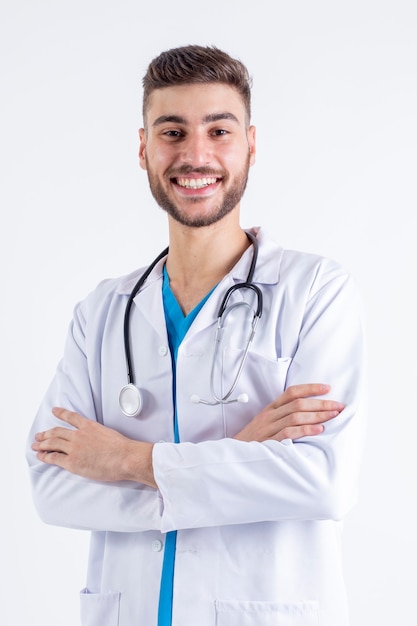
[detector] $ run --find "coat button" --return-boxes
[158,345,168,356]
[152,540,163,552]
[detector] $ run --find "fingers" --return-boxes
[273,422,325,442]
[261,406,339,440]
[235,383,346,443]
[270,384,345,416]
[270,398,344,435]
[289,407,340,425]
[34,450,68,466]
[271,383,331,409]
[51,407,86,428]
[32,427,72,455]
[32,407,85,456]
[267,383,345,441]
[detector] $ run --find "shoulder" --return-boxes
[255,226,352,288]
[73,265,156,324]
[281,248,352,294]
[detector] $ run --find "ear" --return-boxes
[248,125,256,166]
[138,128,147,170]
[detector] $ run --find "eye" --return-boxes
[162,129,184,139]
[211,128,229,136]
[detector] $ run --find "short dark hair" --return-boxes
[142,45,252,124]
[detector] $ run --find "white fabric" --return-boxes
[26,227,366,626]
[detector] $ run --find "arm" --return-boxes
[28,259,365,533]
[29,287,337,531]
[31,383,343,486]
[150,264,366,532]
[26,291,164,533]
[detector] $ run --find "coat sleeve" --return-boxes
[152,260,367,532]
[26,289,164,533]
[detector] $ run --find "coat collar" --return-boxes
[115,226,283,298]
[114,228,283,341]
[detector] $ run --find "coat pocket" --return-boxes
[80,588,121,626]
[215,600,319,626]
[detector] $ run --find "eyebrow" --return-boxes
[152,112,240,127]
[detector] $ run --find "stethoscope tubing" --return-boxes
[120,231,262,415]
[123,246,168,386]
[208,307,261,404]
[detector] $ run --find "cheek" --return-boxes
[144,145,173,173]
[222,144,251,173]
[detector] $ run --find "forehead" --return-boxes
[145,83,247,127]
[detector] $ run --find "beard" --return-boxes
[144,152,251,228]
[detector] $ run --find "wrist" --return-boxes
[123,441,156,488]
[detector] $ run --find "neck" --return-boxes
[165,217,251,314]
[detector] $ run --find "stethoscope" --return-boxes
[119,231,263,417]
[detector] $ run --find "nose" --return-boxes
[180,132,212,166]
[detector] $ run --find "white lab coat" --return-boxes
[27,227,366,626]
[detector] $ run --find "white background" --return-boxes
[1,1,416,624]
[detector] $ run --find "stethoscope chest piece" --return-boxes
[119,383,143,417]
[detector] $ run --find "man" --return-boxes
[27,45,365,626]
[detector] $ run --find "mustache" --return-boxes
[167,165,225,178]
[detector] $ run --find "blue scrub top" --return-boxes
[158,265,215,626]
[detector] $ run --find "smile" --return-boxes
[174,177,219,189]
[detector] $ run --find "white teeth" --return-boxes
[176,177,217,189]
